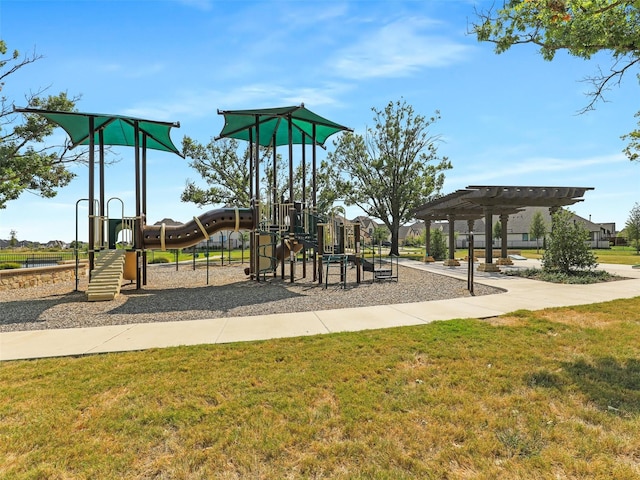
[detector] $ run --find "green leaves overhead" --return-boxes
[471,1,640,161]
[322,99,452,255]
[181,137,253,208]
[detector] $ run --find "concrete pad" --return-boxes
[215,311,328,344]
[86,317,228,354]
[0,325,132,361]
[315,305,427,333]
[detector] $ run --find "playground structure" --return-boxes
[17,105,400,300]
[81,204,255,300]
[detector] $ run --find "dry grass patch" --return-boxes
[540,309,623,329]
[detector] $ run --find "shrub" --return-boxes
[430,229,448,261]
[542,209,597,274]
[148,257,170,264]
[503,267,616,284]
[0,262,22,270]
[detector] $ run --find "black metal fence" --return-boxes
[0,252,84,268]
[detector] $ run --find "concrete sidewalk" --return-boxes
[2,260,639,361]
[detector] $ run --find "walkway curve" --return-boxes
[1,259,639,361]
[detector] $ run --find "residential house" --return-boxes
[398,221,426,245]
[435,207,612,249]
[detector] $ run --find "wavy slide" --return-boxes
[142,207,254,250]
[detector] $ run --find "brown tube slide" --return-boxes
[142,207,254,250]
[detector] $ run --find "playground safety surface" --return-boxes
[0,261,500,333]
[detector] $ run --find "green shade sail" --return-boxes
[16,108,183,156]
[216,104,351,147]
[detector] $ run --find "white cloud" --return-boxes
[330,17,471,79]
[125,82,353,122]
[176,0,213,11]
[448,153,628,186]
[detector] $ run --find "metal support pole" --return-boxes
[290,206,297,283]
[288,114,293,206]
[206,238,210,285]
[99,129,105,250]
[272,134,277,225]
[317,224,324,285]
[88,116,95,277]
[142,135,148,286]
[354,223,361,284]
[467,231,474,294]
[134,121,142,289]
[249,130,254,201]
[75,198,89,291]
[312,124,317,209]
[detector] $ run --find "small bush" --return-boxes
[542,209,598,274]
[430,229,448,261]
[148,257,170,264]
[503,267,618,284]
[0,262,23,270]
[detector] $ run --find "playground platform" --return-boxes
[2,259,639,361]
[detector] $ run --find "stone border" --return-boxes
[0,262,88,291]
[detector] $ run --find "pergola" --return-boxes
[413,186,593,271]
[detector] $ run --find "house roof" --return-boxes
[153,218,183,226]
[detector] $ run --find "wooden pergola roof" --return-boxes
[414,186,594,221]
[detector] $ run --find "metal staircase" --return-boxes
[87,249,126,301]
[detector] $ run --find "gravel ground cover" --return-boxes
[0,262,503,333]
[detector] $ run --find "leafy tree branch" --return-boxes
[0,40,98,208]
[471,0,640,160]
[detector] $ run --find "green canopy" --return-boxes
[16,108,183,156]
[216,104,351,147]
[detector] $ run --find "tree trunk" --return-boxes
[391,220,400,256]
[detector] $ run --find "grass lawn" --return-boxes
[2,298,640,478]
[519,247,640,266]
[449,246,640,266]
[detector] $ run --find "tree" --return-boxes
[529,210,547,253]
[9,229,17,250]
[291,162,336,216]
[372,226,390,247]
[238,230,249,249]
[322,99,452,256]
[181,137,254,208]
[472,1,640,161]
[542,208,598,274]
[1,41,88,208]
[625,202,640,253]
[182,137,331,213]
[492,220,502,246]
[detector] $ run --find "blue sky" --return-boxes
[1,0,638,243]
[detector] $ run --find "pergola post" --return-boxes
[498,213,513,265]
[478,207,500,272]
[443,214,460,266]
[424,220,433,262]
